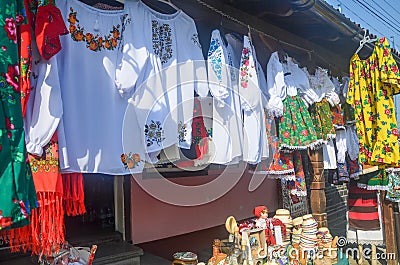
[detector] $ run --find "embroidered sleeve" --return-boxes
[266,52,285,117]
[377,37,400,94]
[24,54,63,156]
[190,30,209,98]
[207,29,229,105]
[239,36,261,112]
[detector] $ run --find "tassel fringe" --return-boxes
[63,173,86,216]
[0,192,65,259]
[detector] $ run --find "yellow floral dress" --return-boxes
[347,37,400,167]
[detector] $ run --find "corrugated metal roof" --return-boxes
[219,0,400,71]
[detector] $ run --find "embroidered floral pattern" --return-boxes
[207,36,222,82]
[152,20,173,64]
[191,33,201,49]
[347,37,400,166]
[68,7,123,52]
[227,51,237,82]
[192,121,203,145]
[240,47,251,88]
[178,121,187,143]
[121,153,143,169]
[29,137,59,174]
[206,127,212,138]
[144,120,165,147]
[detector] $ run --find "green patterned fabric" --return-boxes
[386,170,400,202]
[309,98,336,140]
[0,0,37,230]
[357,169,388,191]
[278,95,322,150]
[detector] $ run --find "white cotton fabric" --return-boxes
[331,76,341,96]
[119,0,209,162]
[240,36,268,164]
[307,67,336,103]
[207,29,243,164]
[25,0,136,174]
[323,139,337,169]
[336,129,347,164]
[266,53,318,115]
[24,46,63,157]
[341,76,350,98]
[206,31,268,164]
[283,57,318,107]
[266,52,286,117]
[325,91,341,106]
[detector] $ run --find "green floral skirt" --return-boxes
[0,0,37,231]
[278,95,322,151]
[309,99,336,140]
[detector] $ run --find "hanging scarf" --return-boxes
[18,133,65,258]
[6,133,86,258]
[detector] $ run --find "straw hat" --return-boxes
[293,217,303,226]
[302,218,317,227]
[318,227,329,234]
[225,216,238,234]
[302,214,313,220]
[275,209,291,216]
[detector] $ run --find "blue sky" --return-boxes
[324,0,400,51]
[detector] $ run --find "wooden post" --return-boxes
[308,148,328,227]
[382,192,397,265]
[357,244,363,265]
[371,244,377,265]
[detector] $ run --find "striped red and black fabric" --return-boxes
[348,185,380,230]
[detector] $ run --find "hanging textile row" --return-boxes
[2,0,400,261]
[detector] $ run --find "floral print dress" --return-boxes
[278,95,321,150]
[347,38,400,167]
[0,0,37,231]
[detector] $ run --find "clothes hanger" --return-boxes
[156,0,180,11]
[247,25,252,44]
[355,29,378,55]
[79,0,123,7]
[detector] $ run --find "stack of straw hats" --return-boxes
[291,217,303,245]
[317,227,333,249]
[299,214,318,250]
[273,209,292,246]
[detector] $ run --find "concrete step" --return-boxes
[0,241,144,265]
[93,241,143,265]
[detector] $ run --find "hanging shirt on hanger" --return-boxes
[347,37,400,167]
[283,57,319,108]
[240,35,268,164]
[207,29,243,164]
[25,0,138,174]
[266,52,286,118]
[118,0,208,163]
